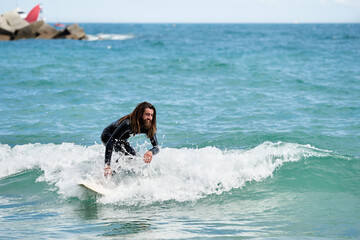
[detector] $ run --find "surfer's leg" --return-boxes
[112,141,136,176]
[114,141,136,156]
[122,141,136,156]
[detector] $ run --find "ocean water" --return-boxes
[0,23,359,239]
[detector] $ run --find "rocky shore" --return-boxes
[0,10,87,41]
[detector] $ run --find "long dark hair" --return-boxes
[117,102,157,138]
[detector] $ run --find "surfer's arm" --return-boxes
[143,134,159,164]
[149,134,160,155]
[104,120,130,166]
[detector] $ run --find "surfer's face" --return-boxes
[142,108,154,129]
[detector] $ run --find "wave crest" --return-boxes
[86,34,135,41]
[0,142,330,205]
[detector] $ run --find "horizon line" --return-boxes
[48,21,360,25]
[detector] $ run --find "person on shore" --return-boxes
[101,102,159,177]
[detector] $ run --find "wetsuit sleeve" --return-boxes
[149,134,160,155]
[104,120,131,166]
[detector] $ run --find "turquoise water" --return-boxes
[1,24,360,239]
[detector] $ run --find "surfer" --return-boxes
[101,102,160,177]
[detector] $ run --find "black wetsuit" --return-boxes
[101,118,159,166]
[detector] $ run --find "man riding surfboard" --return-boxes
[101,102,160,177]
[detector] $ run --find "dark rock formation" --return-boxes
[0,10,87,41]
[0,34,11,41]
[53,24,87,40]
[14,20,44,40]
[36,23,58,39]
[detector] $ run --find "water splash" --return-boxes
[86,33,135,41]
[0,142,331,205]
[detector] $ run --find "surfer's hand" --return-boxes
[143,151,153,164]
[104,165,112,178]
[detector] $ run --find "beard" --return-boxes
[141,119,152,129]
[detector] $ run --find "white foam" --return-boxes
[86,34,135,41]
[0,141,330,205]
[0,143,104,198]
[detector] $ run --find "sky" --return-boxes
[1,0,360,23]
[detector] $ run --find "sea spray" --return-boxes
[86,34,135,41]
[0,141,331,205]
[0,143,103,198]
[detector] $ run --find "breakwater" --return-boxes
[0,10,86,41]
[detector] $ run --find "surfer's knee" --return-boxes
[113,141,136,156]
[123,142,136,156]
[101,131,111,146]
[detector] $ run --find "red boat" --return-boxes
[55,23,65,28]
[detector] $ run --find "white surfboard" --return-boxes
[78,180,111,196]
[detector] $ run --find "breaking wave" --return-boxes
[0,142,335,206]
[86,33,135,41]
